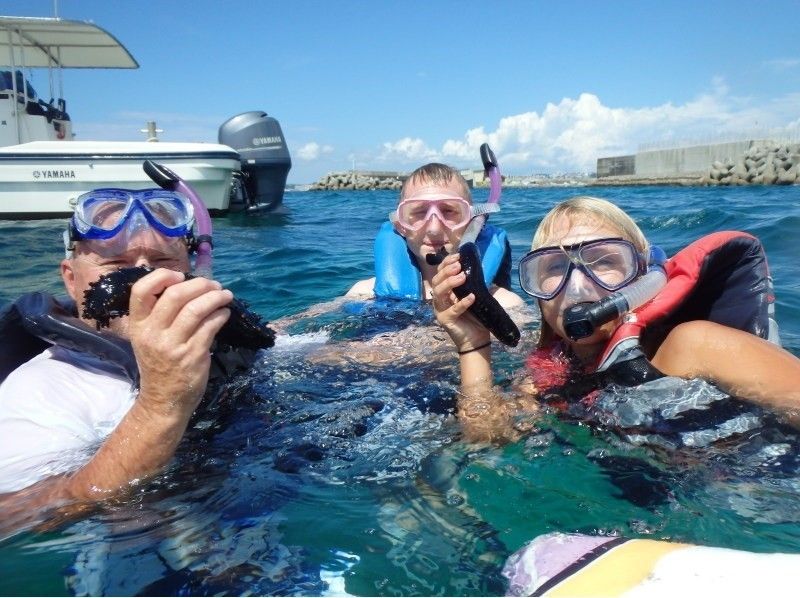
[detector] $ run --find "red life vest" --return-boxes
[527,231,779,393]
[596,230,778,379]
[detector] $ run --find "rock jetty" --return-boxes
[700,141,800,186]
[311,171,404,191]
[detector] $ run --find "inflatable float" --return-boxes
[503,532,800,596]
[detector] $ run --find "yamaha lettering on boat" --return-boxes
[35,169,77,179]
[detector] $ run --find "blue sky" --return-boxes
[4,0,800,183]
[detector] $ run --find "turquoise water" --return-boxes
[1,185,799,595]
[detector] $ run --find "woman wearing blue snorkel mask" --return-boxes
[432,196,800,442]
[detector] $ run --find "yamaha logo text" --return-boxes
[33,169,77,179]
[252,136,282,146]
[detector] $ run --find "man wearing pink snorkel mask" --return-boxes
[347,162,523,310]
[0,187,234,525]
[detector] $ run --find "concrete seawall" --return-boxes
[597,155,634,177]
[598,139,800,185]
[635,141,752,177]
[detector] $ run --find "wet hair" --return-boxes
[532,196,648,252]
[400,163,472,202]
[532,196,649,348]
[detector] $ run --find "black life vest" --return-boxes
[0,292,137,384]
[0,292,257,388]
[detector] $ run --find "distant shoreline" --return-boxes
[302,170,800,191]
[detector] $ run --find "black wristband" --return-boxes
[458,341,492,355]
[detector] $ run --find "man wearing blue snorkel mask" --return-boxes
[0,188,233,515]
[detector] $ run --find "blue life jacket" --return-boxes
[372,221,512,300]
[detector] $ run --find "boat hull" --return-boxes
[0,141,240,219]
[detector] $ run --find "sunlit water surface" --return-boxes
[1,185,799,595]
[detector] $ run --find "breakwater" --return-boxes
[700,141,800,185]
[311,171,404,190]
[598,139,800,186]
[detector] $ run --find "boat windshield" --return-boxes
[0,70,37,99]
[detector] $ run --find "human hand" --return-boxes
[431,252,490,351]
[127,268,233,418]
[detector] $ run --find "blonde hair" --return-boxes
[533,196,649,347]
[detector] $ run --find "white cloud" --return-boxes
[296,141,334,161]
[763,58,800,71]
[378,137,439,161]
[375,81,800,173]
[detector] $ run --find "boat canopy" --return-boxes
[0,16,138,69]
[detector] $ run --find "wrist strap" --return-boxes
[458,341,491,355]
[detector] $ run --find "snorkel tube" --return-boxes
[563,245,668,340]
[449,144,521,346]
[143,160,214,278]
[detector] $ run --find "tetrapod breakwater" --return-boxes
[311,171,404,191]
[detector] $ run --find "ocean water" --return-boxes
[0,185,799,595]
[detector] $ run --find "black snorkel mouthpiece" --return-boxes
[563,296,628,341]
[562,246,669,341]
[425,246,448,266]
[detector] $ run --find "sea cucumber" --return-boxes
[82,266,275,351]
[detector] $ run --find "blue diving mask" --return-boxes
[69,188,195,242]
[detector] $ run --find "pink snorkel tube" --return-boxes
[143,160,214,278]
[484,145,502,205]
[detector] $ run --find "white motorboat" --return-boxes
[0,140,241,217]
[0,16,291,219]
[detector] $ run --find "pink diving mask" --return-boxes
[392,194,472,231]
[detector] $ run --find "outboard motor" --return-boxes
[218,111,292,213]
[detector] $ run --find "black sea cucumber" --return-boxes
[82,266,275,351]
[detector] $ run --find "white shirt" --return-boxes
[0,346,136,493]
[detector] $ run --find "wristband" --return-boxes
[457,341,491,355]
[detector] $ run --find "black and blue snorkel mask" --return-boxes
[68,187,194,239]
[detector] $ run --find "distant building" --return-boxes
[597,155,635,177]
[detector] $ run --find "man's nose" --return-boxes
[133,255,154,268]
[425,212,445,233]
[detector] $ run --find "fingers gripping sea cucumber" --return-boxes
[82,266,275,351]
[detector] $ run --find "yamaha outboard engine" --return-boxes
[218,111,292,213]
